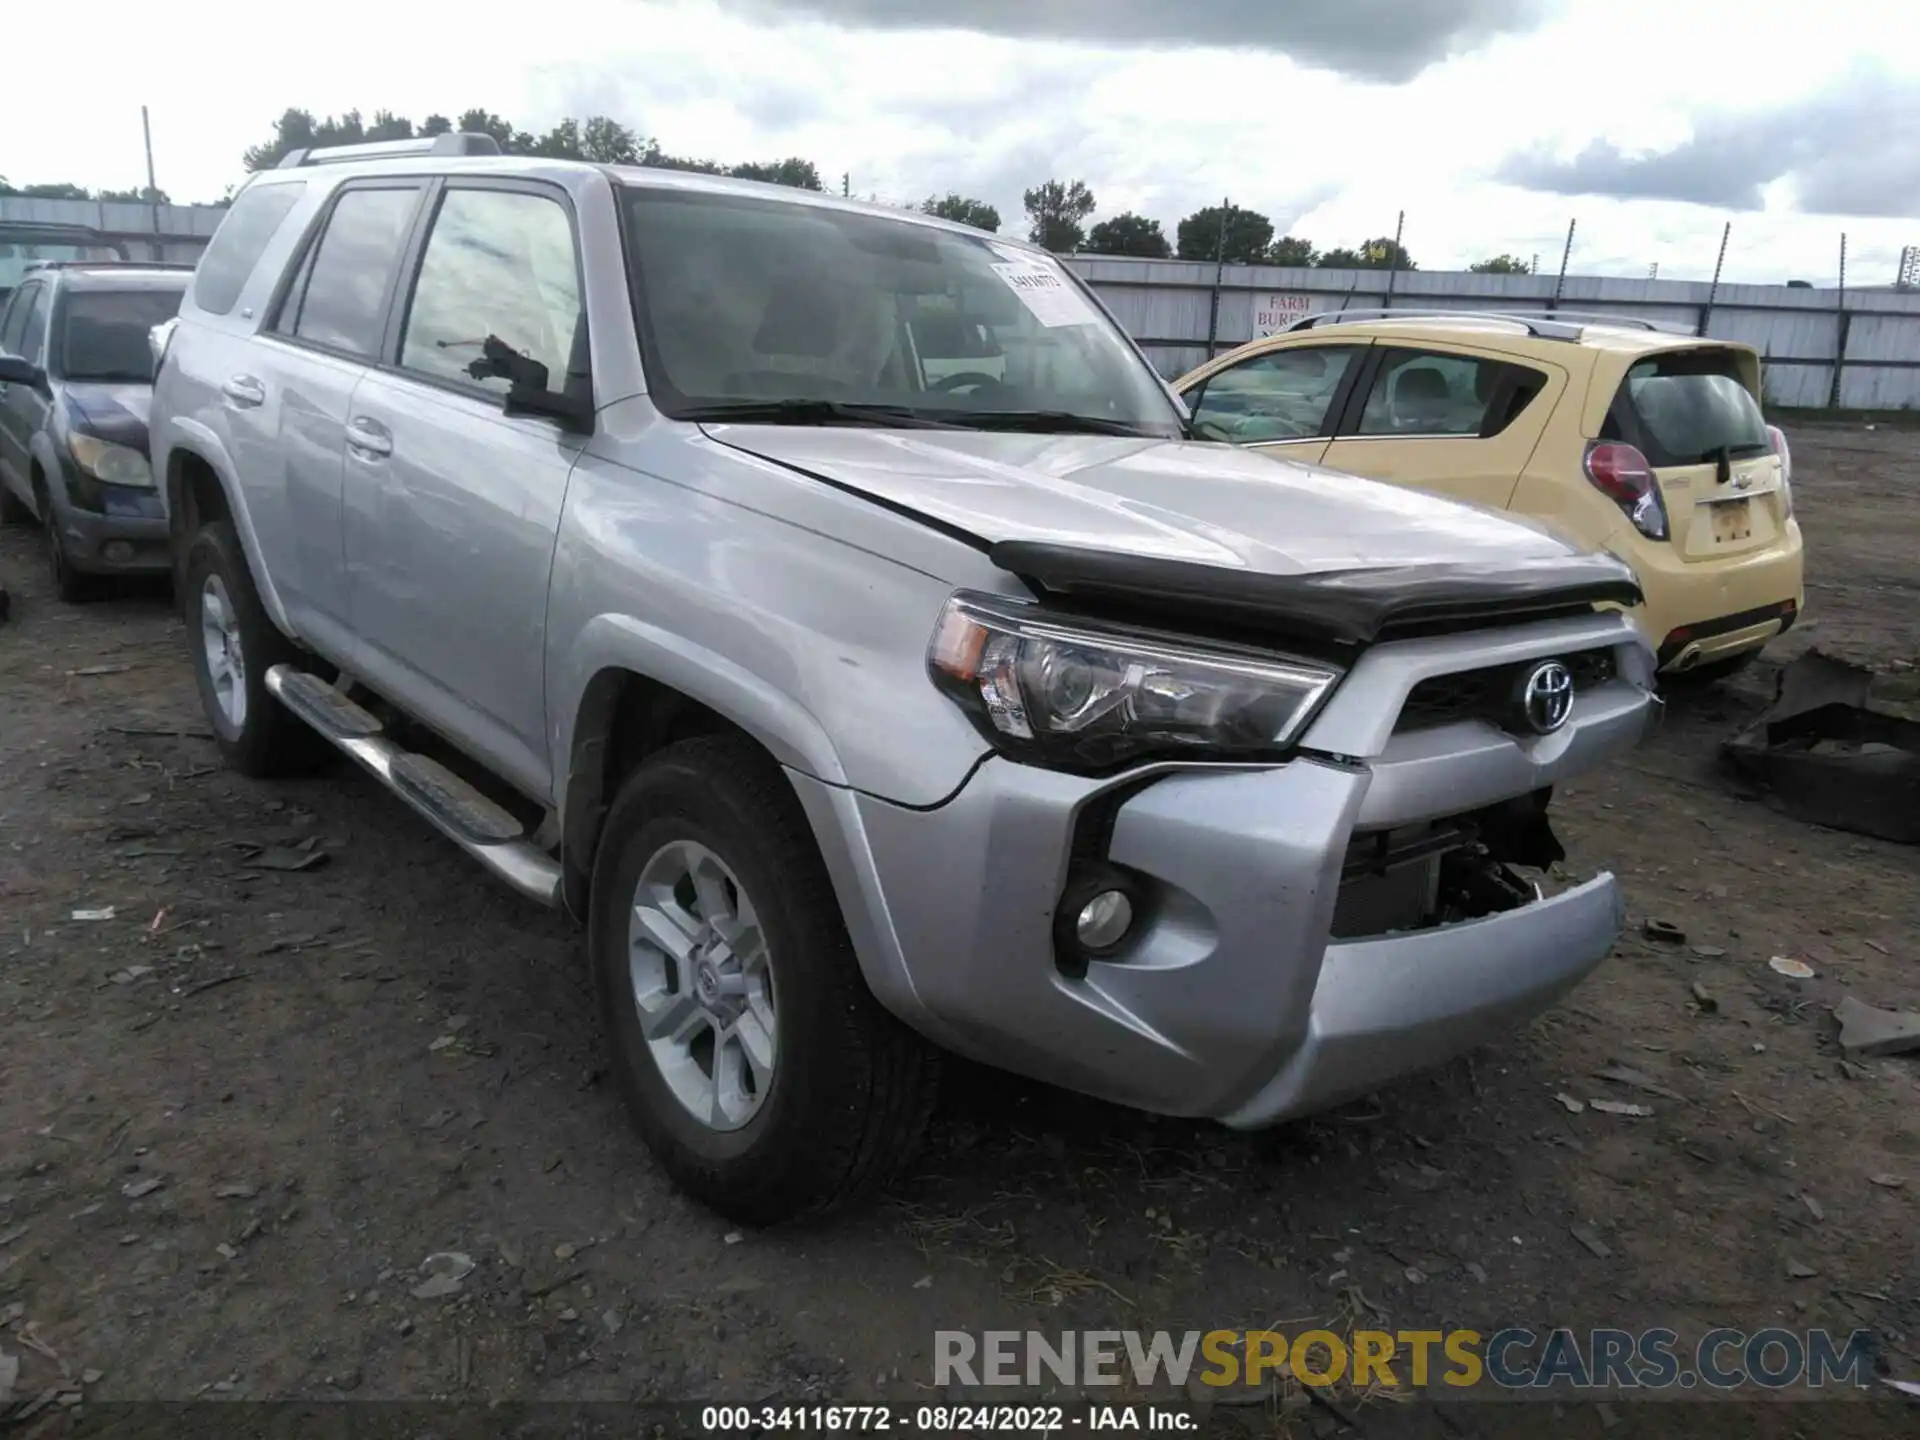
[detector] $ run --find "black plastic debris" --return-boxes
[1721,651,1920,844]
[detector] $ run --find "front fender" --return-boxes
[556,612,849,793]
[156,417,294,635]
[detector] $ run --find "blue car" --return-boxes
[0,261,191,600]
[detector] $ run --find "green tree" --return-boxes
[921,193,1001,232]
[1318,238,1416,270]
[366,110,414,142]
[420,114,453,137]
[457,109,516,149]
[96,186,172,204]
[581,116,643,165]
[728,158,824,190]
[15,182,93,200]
[1024,179,1095,253]
[1085,212,1171,258]
[1469,253,1531,274]
[1176,203,1273,265]
[1266,235,1317,266]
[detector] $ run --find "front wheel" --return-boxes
[589,735,939,1224]
[182,519,330,777]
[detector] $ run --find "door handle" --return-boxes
[345,418,392,458]
[222,375,266,407]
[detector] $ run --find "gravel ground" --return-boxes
[1,424,1916,1437]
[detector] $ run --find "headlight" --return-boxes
[928,592,1340,769]
[69,434,154,488]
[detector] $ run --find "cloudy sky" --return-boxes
[5,0,1917,284]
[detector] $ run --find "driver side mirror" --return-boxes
[0,354,47,392]
[467,334,594,436]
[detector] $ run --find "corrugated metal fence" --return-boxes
[1065,257,1920,410]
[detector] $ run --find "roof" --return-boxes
[246,148,1040,255]
[49,265,193,291]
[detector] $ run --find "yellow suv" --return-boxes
[1176,311,1804,675]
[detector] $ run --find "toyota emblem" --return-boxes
[1517,660,1575,735]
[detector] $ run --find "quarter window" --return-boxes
[192,182,304,317]
[284,187,422,359]
[1355,349,1543,438]
[1188,346,1361,443]
[0,282,36,353]
[398,188,584,397]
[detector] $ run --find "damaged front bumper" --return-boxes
[793,611,1654,1125]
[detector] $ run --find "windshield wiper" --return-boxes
[941,410,1162,438]
[680,399,960,429]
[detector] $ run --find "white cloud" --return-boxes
[2,0,1915,284]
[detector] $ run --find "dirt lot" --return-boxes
[1,424,1916,1437]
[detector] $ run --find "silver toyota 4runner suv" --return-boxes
[150,133,1655,1224]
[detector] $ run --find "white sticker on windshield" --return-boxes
[991,260,1099,328]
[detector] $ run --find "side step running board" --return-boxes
[266,665,563,907]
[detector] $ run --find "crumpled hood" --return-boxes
[63,382,153,450]
[704,425,1582,575]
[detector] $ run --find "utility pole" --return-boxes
[841,171,849,197]
[1206,196,1230,357]
[1829,232,1850,409]
[141,105,162,261]
[1700,220,1731,335]
[1381,209,1406,307]
[1550,218,1576,314]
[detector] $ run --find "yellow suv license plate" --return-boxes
[1710,498,1753,543]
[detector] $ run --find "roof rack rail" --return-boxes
[1280,307,1694,340]
[21,259,198,273]
[277,131,502,169]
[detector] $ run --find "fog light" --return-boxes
[1074,890,1134,951]
[102,541,134,563]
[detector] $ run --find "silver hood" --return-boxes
[703,426,1582,575]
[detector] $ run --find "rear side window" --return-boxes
[0,282,36,352]
[1355,348,1546,438]
[282,187,422,359]
[192,182,304,316]
[1610,349,1767,466]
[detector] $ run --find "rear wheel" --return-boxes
[182,519,330,777]
[589,734,939,1224]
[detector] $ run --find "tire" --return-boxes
[182,519,331,777]
[589,734,939,1224]
[35,479,97,604]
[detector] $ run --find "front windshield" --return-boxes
[619,185,1183,436]
[59,287,186,382]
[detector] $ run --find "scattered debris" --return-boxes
[1554,1093,1585,1113]
[428,1035,458,1053]
[1835,996,1920,1057]
[69,664,135,677]
[216,1243,238,1261]
[243,845,328,873]
[1587,1099,1653,1117]
[178,972,250,999]
[1786,1260,1819,1279]
[0,1225,29,1249]
[1466,1262,1488,1284]
[1593,1064,1686,1102]
[1803,1194,1825,1222]
[1690,944,1728,959]
[1721,649,1920,845]
[1869,1173,1906,1190]
[1691,981,1718,1012]
[214,1184,258,1200]
[0,1349,16,1407]
[1732,1090,1796,1126]
[1864,938,1891,956]
[1642,918,1686,944]
[912,1275,933,1290]
[724,1231,743,1245]
[107,965,154,986]
[1569,1225,1612,1259]
[553,1243,577,1261]
[1769,956,1816,980]
[121,1178,164,1200]
[411,1251,475,1300]
[71,908,116,922]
